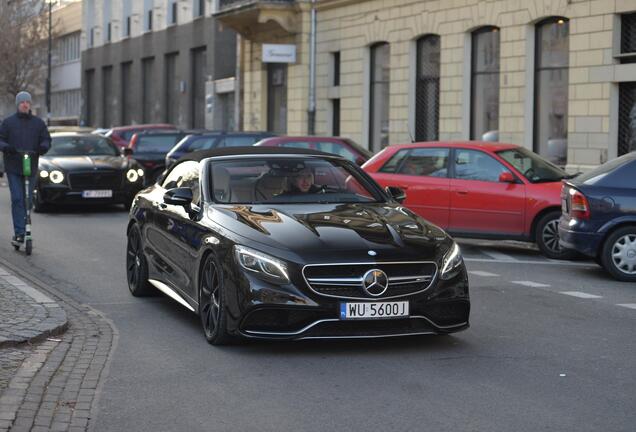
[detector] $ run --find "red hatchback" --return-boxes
[363,141,574,259]
[255,136,372,165]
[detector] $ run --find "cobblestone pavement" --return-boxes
[0,258,117,432]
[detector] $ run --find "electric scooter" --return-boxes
[11,152,34,256]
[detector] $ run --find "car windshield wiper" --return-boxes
[562,172,582,179]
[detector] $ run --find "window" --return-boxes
[144,0,154,31]
[471,27,500,140]
[122,0,132,37]
[618,82,636,156]
[379,150,409,173]
[162,161,201,205]
[103,0,112,43]
[194,0,205,17]
[333,51,340,86]
[379,148,448,177]
[370,42,390,152]
[267,63,288,134]
[168,0,178,25]
[620,12,636,64]
[332,99,341,136]
[55,32,80,64]
[534,18,569,166]
[454,149,509,182]
[415,35,440,141]
[313,142,358,162]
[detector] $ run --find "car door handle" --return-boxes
[152,201,167,209]
[456,190,468,195]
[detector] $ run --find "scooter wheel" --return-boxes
[25,239,32,256]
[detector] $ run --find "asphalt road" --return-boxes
[0,184,634,432]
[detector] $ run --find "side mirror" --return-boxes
[122,148,133,156]
[385,186,406,203]
[498,172,515,183]
[164,187,193,207]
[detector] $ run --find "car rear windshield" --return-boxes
[49,136,119,156]
[574,154,636,186]
[136,135,182,153]
[209,157,382,204]
[496,147,568,183]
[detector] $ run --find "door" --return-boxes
[449,148,525,235]
[373,147,451,228]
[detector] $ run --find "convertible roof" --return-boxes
[179,146,338,162]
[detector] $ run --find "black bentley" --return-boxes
[126,147,470,344]
[35,132,146,211]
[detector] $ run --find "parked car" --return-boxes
[559,152,636,282]
[128,130,189,184]
[254,136,373,165]
[105,123,176,149]
[34,133,145,211]
[165,131,276,168]
[363,141,576,259]
[126,147,470,344]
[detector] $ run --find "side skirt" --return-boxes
[148,279,196,313]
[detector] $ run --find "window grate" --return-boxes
[618,82,636,156]
[621,13,636,54]
[415,35,440,141]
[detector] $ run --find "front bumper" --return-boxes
[37,184,141,205]
[228,267,470,340]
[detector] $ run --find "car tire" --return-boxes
[600,226,636,282]
[126,224,155,296]
[535,211,573,260]
[198,253,234,345]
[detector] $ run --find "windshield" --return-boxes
[136,135,182,153]
[496,147,568,183]
[49,136,119,156]
[209,157,382,204]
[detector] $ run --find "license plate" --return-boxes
[82,190,113,198]
[340,301,409,320]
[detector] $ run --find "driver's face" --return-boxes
[294,171,314,192]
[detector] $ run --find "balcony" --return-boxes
[215,0,300,40]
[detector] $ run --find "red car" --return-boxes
[363,141,574,259]
[254,136,373,165]
[105,123,176,149]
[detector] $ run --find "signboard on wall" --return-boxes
[262,44,297,63]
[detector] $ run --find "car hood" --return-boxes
[208,203,450,261]
[40,155,128,171]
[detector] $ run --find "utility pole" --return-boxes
[46,0,53,126]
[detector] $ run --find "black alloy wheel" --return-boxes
[536,211,572,260]
[601,226,636,282]
[126,225,154,296]
[199,254,232,345]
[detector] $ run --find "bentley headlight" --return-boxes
[440,242,463,280]
[234,245,289,284]
[39,170,49,179]
[137,169,144,177]
[126,168,139,182]
[49,170,64,184]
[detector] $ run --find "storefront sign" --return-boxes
[262,44,296,63]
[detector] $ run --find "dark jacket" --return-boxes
[0,111,51,175]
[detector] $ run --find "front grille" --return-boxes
[69,171,122,190]
[303,262,437,300]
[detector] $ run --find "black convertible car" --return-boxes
[35,133,145,211]
[126,147,470,344]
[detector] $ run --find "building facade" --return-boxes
[217,0,636,171]
[81,0,237,130]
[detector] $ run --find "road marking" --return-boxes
[511,280,551,288]
[481,250,517,261]
[464,257,595,267]
[559,291,603,299]
[469,270,500,277]
[616,303,636,310]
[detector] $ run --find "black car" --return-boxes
[164,131,276,168]
[559,151,636,281]
[35,133,145,211]
[129,130,189,184]
[126,147,470,344]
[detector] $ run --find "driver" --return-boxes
[286,167,321,194]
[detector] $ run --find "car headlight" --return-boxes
[39,170,49,179]
[49,170,64,184]
[126,168,139,182]
[137,169,144,177]
[234,245,290,284]
[440,242,463,280]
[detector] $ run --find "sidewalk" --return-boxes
[0,266,68,348]
[0,259,116,431]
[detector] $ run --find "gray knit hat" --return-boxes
[15,91,32,107]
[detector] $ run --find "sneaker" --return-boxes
[11,235,24,244]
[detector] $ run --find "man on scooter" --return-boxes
[0,91,50,245]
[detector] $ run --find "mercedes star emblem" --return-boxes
[362,269,389,296]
